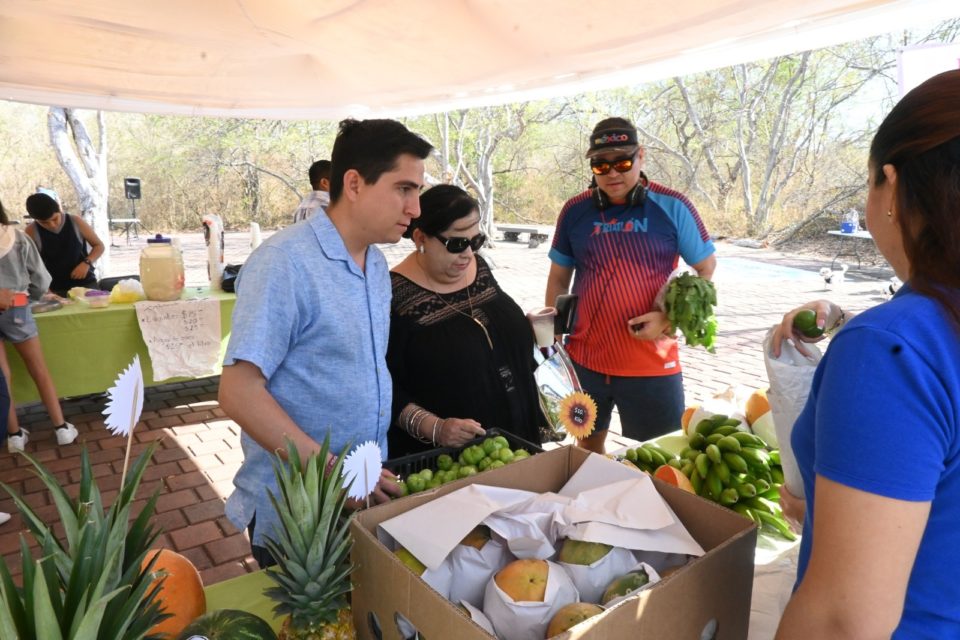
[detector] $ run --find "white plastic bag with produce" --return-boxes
[762,326,823,499]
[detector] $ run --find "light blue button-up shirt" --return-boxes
[223,210,392,546]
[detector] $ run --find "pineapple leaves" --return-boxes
[264,435,355,629]
[0,443,167,640]
[31,564,65,640]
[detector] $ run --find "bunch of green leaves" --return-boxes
[0,445,169,640]
[664,272,718,353]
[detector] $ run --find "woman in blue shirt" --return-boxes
[772,69,960,639]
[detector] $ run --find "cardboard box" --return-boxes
[351,446,757,640]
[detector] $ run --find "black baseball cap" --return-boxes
[586,118,639,158]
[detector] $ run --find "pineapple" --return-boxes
[0,445,168,639]
[264,437,356,640]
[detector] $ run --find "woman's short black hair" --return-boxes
[404,184,479,239]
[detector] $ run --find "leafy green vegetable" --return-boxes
[663,273,718,353]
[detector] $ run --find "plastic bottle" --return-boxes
[250,222,262,250]
[202,214,225,290]
[139,235,185,301]
[841,209,859,233]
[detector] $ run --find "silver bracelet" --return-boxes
[402,406,422,435]
[408,407,437,445]
[432,417,443,446]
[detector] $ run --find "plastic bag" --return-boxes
[109,278,146,303]
[762,326,823,498]
[533,344,582,440]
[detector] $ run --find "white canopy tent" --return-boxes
[0,0,957,119]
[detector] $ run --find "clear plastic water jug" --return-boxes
[840,209,859,233]
[139,235,185,301]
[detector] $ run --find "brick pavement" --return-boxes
[0,228,894,584]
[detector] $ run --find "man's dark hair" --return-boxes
[25,193,61,221]
[328,119,433,204]
[0,198,9,225]
[308,160,331,190]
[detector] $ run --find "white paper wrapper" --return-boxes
[762,326,823,499]
[483,493,571,560]
[482,560,579,640]
[378,484,536,569]
[448,536,514,608]
[600,562,660,608]
[631,550,690,575]
[557,544,639,604]
[391,544,454,599]
[462,601,497,635]
[559,455,705,557]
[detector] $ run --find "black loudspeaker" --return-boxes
[592,181,646,211]
[124,177,141,200]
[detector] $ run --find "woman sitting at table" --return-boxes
[0,198,77,452]
[387,185,545,457]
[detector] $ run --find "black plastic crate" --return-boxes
[384,428,543,477]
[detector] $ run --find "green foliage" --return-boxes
[0,445,168,640]
[263,436,353,630]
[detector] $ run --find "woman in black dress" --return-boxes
[387,185,545,457]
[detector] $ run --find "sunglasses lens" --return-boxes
[590,162,611,176]
[440,233,486,253]
[590,156,634,176]
[446,238,468,252]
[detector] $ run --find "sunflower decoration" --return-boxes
[558,391,598,440]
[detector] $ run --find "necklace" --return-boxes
[432,283,493,350]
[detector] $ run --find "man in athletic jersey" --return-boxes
[545,117,716,452]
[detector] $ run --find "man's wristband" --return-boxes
[83,259,93,266]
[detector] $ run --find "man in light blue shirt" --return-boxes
[220,119,433,565]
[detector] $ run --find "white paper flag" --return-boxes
[342,441,382,501]
[102,355,145,437]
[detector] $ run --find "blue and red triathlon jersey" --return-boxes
[548,180,714,377]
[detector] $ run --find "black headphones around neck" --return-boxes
[592,179,647,211]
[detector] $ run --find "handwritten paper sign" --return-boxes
[135,298,221,381]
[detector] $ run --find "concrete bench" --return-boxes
[497,224,550,248]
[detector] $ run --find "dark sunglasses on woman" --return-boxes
[434,232,486,253]
[590,155,636,176]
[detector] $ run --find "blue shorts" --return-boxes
[573,363,684,442]
[0,305,39,344]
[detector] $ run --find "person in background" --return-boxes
[387,185,545,457]
[0,198,78,453]
[292,159,331,224]
[545,117,716,453]
[24,192,104,296]
[773,69,960,639]
[219,119,432,567]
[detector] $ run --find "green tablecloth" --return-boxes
[203,570,283,632]
[4,287,235,404]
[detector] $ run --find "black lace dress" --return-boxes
[387,255,545,457]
